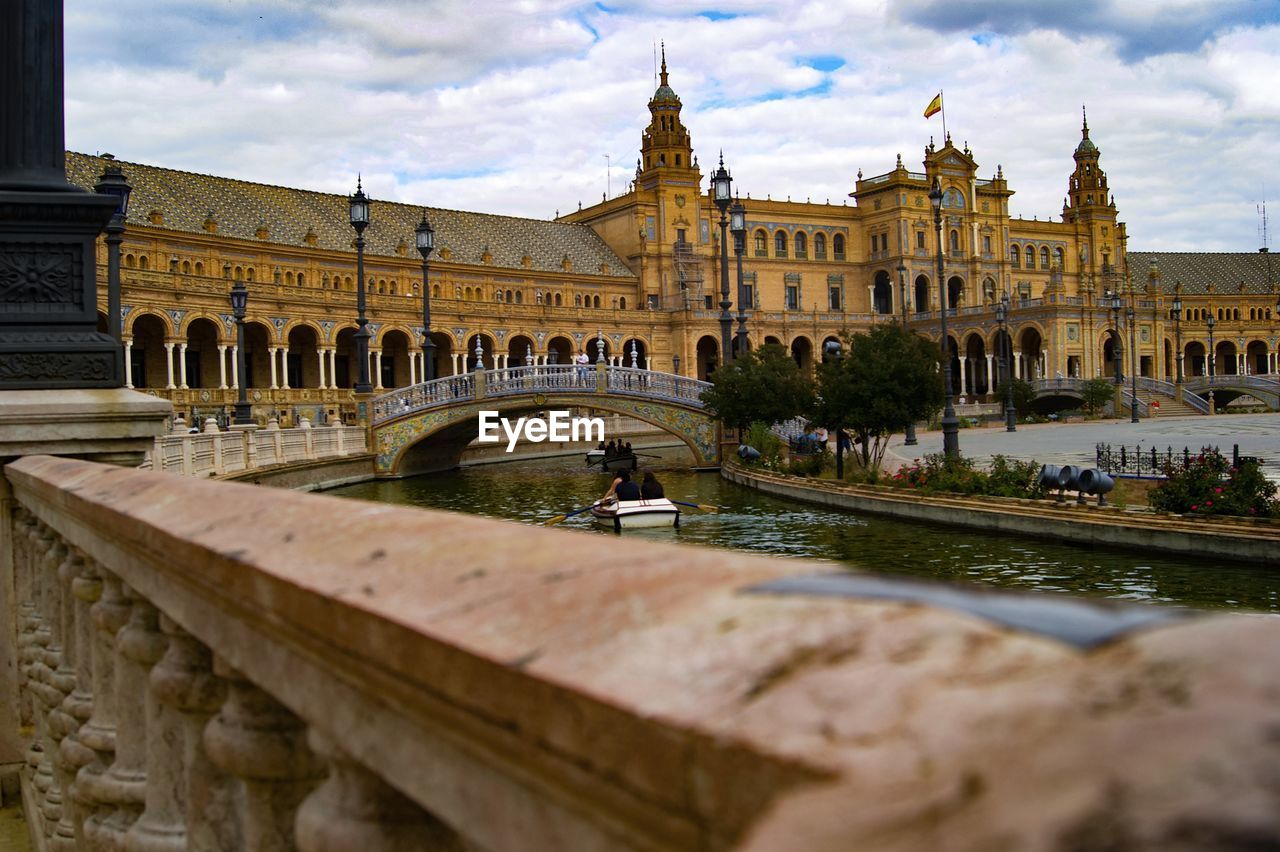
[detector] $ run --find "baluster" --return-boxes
[61,557,102,847]
[47,547,89,850]
[78,570,129,845]
[32,532,67,838]
[204,657,324,850]
[126,614,228,852]
[296,729,462,852]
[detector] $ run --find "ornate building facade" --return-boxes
[69,58,1280,424]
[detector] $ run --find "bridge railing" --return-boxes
[1031,377,1085,394]
[1186,374,1280,395]
[144,425,368,476]
[372,367,711,425]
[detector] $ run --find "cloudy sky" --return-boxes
[64,0,1280,251]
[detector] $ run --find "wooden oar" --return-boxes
[544,502,601,526]
[669,500,719,514]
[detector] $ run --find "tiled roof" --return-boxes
[1130,251,1279,296]
[65,152,633,279]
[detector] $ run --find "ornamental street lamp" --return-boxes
[673,354,681,375]
[730,196,748,358]
[1171,288,1183,383]
[349,177,372,394]
[94,154,132,343]
[415,209,435,381]
[1206,314,1216,379]
[229,278,251,425]
[930,178,960,457]
[1127,303,1139,423]
[995,292,1016,432]
[711,152,733,365]
[897,260,917,446]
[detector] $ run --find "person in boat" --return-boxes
[596,440,606,451]
[600,470,641,504]
[623,441,633,456]
[605,439,618,458]
[640,471,664,499]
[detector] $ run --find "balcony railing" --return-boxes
[143,424,369,476]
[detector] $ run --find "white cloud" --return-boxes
[63,1,1280,251]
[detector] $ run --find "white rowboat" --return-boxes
[590,498,680,530]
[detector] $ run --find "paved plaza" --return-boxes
[887,413,1280,477]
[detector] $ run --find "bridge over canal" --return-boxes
[370,364,719,475]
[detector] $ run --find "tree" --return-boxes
[1010,377,1037,417]
[1079,376,1115,417]
[699,343,814,433]
[810,324,944,475]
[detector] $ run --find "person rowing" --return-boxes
[641,471,664,499]
[600,469,641,504]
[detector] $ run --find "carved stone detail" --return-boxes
[0,244,81,308]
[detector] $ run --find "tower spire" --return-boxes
[1082,104,1089,139]
[659,40,668,86]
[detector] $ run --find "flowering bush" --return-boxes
[1148,451,1277,518]
[888,454,1047,499]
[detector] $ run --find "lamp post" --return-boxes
[711,153,733,365]
[94,155,131,344]
[229,279,251,425]
[415,210,435,382]
[349,178,372,394]
[996,292,1016,432]
[1206,314,1216,379]
[1127,303,1139,423]
[898,261,918,446]
[730,196,748,358]
[1171,290,1183,383]
[1106,290,1123,385]
[930,178,960,457]
[673,354,681,375]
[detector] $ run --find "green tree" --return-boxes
[810,324,945,474]
[1079,377,1115,417]
[699,343,814,432]
[1010,377,1036,416]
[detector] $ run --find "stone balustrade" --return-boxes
[5,454,1280,850]
[145,424,368,477]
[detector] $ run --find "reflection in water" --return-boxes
[331,448,1280,613]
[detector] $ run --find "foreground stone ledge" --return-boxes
[6,454,1280,850]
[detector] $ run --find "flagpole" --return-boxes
[941,88,947,143]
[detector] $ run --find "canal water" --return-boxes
[330,448,1280,614]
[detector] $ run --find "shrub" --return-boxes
[741,421,784,469]
[1149,451,1277,518]
[888,454,1046,499]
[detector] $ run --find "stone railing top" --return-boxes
[8,454,1280,849]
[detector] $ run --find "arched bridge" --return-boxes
[370,364,719,475]
[1184,376,1280,410]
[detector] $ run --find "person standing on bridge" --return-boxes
[576,350,590,384]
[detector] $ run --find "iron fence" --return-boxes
[1096,442,1263,476]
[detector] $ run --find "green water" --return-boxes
[330,448,1280,613]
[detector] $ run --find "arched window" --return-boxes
[1054,247,1065,269]
[814,232,827,259]
[1024,245,1035,268]
[194,262,204,276]
[297,272,304,286]
[514,291,522,304]
[246,268,256,282]
[775,231,788,257]
[285,271,294,285]
[575,294,582,306]
[125,254,135,268]
[795,232,808,258]
[506,289,513,302]
[1234,308,1240,321]
[754,229,767,256]
[593,295,601,308]
[619,296,626,309]
[389,282,395,295]
[1040,247,1050,269]
[1011,245,1020,266]
[139,256,149,270]
[833,234,845,260]
[949,230,960,252]
[433,284,440,298]
[182,260,191,274]
[554,293,562,306]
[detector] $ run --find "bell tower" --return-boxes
[1063,106,1125,280]
[639,45,695,178]
[1064,107,1112,213]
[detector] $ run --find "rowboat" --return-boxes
[590,498,680,530]
[588,453,637,472]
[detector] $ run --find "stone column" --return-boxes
[164,343,176,389]
[408,352,416,386]
[203,659,324,851]
[296,730,461,852]
[230,346,239,391]
[178,344,188,389]
[985,354,994,393]
[217,346,227,389]
[958,355,968,396]
[328,349,337,390]
[124,340,134,388]
[317,350,327,390]
[280,349,291,390]
[450,353,460,376]
[268,348,278,390]
[126,616,227,852]
[373,350,383,390]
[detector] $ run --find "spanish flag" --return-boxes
[924,92,943,119]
